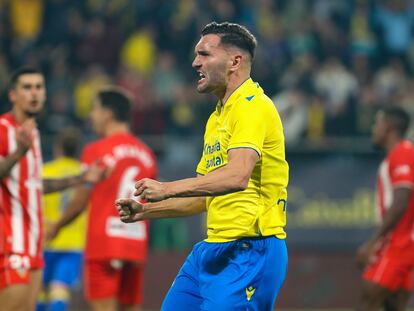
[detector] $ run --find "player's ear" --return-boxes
[103,107,114,121]
[8,88,16,103]
[229,54,242,73]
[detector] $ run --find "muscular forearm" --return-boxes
[142,197,206,219]
[43,175,84,194]
[166,164,249,198]
[0,151,25,178]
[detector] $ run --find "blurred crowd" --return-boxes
[0,0,414,147]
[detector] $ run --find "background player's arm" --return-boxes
[135,148,259,202]
[356,187,412,267]
[42,162,104,194]
[45,185,91,240]
[368,187,411,243]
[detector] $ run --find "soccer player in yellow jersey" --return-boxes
[37,128,86,311]
[116,21,289,310]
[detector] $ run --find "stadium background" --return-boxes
[1,0,414,309]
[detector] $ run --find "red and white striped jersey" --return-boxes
[0,113,43,264]
[377,140,414,258]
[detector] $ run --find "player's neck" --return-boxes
[103,122,129,137]
[10,107,31,124]
[385,135,404,153]
[218,72,250,106]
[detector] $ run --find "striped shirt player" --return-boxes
[47,88,157,309]
[0,112,43,287]
[0,68,103,311]
[363,140,414,290]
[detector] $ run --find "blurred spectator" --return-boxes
[120,25,157,76]
[169,85,196,136]
[9,0,44,41]
[273,88,308,145]
[373,0,414,63]
[74,65,111,120]
[349,1,377,58]
[152,51,185,105]
[314,58,358,135]
[76,17,122,70]
[373,58,408,106]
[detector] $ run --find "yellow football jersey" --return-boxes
[196,78,289,242]
[43,157,86,251]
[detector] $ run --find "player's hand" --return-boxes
[44,221,60,242]
[82,161,107,184]
[134,178,170,202]
[115,198,145,223]
[16,119,36,156]
[355,240,376,269]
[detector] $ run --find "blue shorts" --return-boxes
[161,236,288,311]
[43,251,83,287]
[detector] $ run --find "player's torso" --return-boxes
[85,133,155,260]
[0,113,43,258]
[201,81,288,242]
[377,141,414,255]
[43,158,85,251]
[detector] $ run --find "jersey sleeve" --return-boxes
[80,143,98,168]
[389,150,414,188]
[227,101,266,157]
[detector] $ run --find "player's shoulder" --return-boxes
[84,137,106,151]
[236,90,277,122]
[0,113,14,129]
[120,133,157,165]
[389,140,414,162]
[125,133,152,152]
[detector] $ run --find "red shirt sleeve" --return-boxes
[389,149,414,188]
[81,143,99,168]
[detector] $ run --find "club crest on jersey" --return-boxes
[246,286,256,301]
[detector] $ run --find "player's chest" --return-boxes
[202,113,232,172]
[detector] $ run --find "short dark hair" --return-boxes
[57,127,81,158]
[201,22,257,60]
[9,67,43,89]
[382,106,411,137]
[96,87,132,122]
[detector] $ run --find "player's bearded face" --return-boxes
[193,35,229,94]
[9,74,46,117]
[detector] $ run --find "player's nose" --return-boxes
[192,57,201,69]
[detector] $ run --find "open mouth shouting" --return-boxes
[197,71,206,84]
